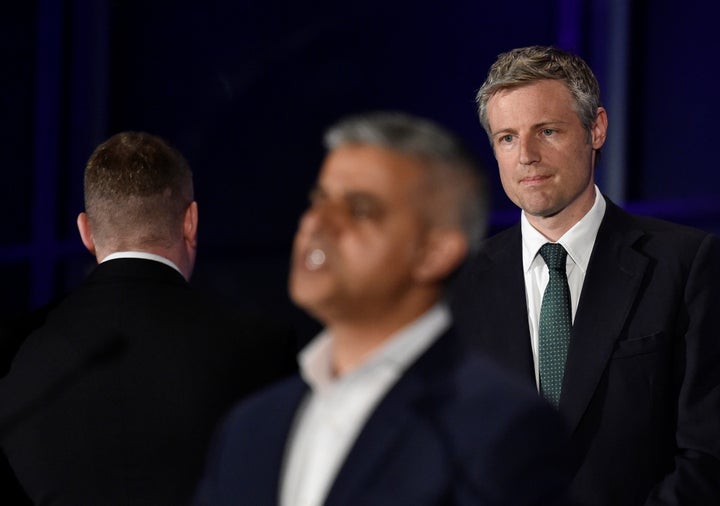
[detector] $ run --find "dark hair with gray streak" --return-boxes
[324,111,489,252]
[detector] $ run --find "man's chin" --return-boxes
[289,284,329,315]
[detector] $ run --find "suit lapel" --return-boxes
[323,330,456,505]
[560,200,649,432]
[234,377,308,504]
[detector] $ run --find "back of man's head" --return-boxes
[83,132,194,254]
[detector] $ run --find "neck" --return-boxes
[526,186,596,242]
[324,297,437,377]
[526,215,576,242]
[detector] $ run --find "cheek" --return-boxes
[497,166,518,195]
[341,237,387,271]
[343,230,413,272]
[560,149,594,184]
[494,150,515,176]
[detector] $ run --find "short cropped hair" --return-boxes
[84,131,194,251]
[476,45,603,156]
[324,111,489,252]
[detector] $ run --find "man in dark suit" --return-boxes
[194,111,571,506]
[450,45,720,505]
[0,131,297,505]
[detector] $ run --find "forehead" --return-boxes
[487,80,577,128]
[317,144,425,199]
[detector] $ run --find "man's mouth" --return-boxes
[520,174,551,185]
[305,248,326,270]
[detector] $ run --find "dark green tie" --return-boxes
[538,243,571,408]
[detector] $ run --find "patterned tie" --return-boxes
[538,243,571,408]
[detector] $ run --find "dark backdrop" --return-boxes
[2,0,719,341]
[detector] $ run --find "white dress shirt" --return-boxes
[102,251,182,276]
[280,303,451,506]
[521,186,606,388]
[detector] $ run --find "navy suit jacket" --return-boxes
[0,258,298,505]
[195,326,571,506]
[450,198,720,505]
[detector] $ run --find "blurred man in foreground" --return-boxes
[194,112,570,506]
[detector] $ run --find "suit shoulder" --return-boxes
[629,212,713,240]
[606,201,714,243]
[481,223,522,251]
[450,224,521,287]
[601,203,719,268]
[223,375,304,425]
[624,215,720,268]
[210,375,305,455]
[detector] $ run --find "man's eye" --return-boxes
[542,129,554,136]
[500,134,514,143]
[350,203,373,219]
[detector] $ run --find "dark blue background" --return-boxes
[3,0,719,339]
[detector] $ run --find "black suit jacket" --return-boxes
[450,198,720,505]
[0,258,298,505]
[194,327,571,506]
[0,303,58,505]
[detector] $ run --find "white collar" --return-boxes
[298,303,451,391]
[521,185,606,273]
[101,251,183,276]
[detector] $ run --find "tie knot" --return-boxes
[539,243,567,271]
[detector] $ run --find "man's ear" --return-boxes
[591,107,608,149]
[77,212,96,256]
[183,201,198,250]
[414,229,469,284]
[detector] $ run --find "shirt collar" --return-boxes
[299,303,451,391]
[521,185,606,273]
[101,251,183,276]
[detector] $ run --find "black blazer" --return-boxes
[450,198,720,505]
[194,327,571,506]
[0,258,298,505]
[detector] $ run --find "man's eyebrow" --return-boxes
[344,190,376,199]
[534,120,567,129]
[343,191,383,205]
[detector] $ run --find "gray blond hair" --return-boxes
[476,45,602,153]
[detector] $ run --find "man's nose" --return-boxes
[518,135,541,165]
[297,201,343,237]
